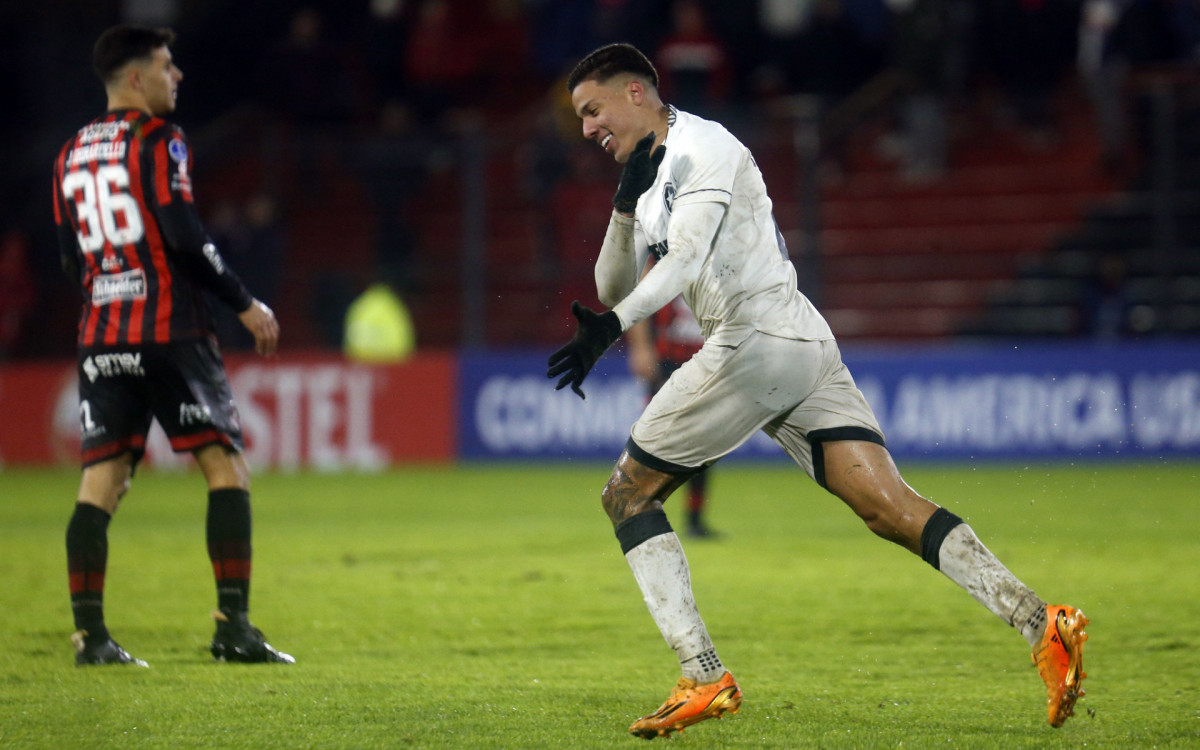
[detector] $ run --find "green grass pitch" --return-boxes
[1,461,1197,748]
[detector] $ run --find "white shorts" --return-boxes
[628,333,883,484]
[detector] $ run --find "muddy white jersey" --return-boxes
[632,106,832,347]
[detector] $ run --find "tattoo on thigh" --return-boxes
[603,465,652,522]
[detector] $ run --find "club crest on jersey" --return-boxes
[170,138,193,199]
[663,182,676,215]
[168,137,188,163]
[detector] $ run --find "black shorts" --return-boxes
[77,339,244,468]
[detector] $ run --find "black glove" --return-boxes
[612,132,666,214]
[547,301,623,399]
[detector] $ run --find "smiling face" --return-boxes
[571,75,658,164]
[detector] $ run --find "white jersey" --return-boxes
[631,107,832,347]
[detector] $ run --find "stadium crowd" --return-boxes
[3,0,1199,357]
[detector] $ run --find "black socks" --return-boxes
[66,503,112,640]
[207,488,252,613]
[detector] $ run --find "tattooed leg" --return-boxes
[603,450,726,683]
[602,450,689,525]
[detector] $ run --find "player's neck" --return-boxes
[105,89,153,117]
[650,107,671,146]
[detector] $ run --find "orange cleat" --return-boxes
[1033,605,1089,727]
[628,671,742,739]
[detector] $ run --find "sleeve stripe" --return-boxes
[675,188,732,199]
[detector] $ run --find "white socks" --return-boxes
[625,532,726,682]
[622,517,1048,685]
[936,524,1047,647]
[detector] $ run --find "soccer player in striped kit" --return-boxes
[548,43,1087,738]
[53,25,291,666]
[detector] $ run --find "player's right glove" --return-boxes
[547,301,623,399]
[612,132,666,214]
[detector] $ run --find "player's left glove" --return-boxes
[547,301,623,399]
[612,132,666,214]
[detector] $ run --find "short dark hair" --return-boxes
[566,43,658,93]
[93,25,176,84]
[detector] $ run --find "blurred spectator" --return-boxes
[404,0,484,126]
[793,0,881,103]
[355,100,426,287]
[358,0,417,111]
[1081,251,1134,338]
[884,0,955,182]
[528,0,602,81]
[549,135,618,312]
[343,273,417,362]
[759,0,814,54]
[781,0,883,178]
[516,84,575,289]
[208,192,286,351]
[0,230,36,358]
[391,0,534,127]
[523,82,576,201]
[1077,0,1200,174]
[255,6,360,126]
[241,192,286,310]
[313,274,357,348]
[482,0,535,101]
[653,0,733,118]
[753,0,813,97]
[1077,0,1132,174]
[527,0,645,83]
[982,0,1078,148]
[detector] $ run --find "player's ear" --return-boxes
[627,78,644,105]
[123,62,143,92]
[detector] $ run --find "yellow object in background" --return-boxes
[343,283,415,362]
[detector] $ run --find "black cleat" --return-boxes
[210,610,295,664]
[72,630,148,667]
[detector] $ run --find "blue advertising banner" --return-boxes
[846,341,1200,460]
[458,342,1200,462]
[458,350,645,461]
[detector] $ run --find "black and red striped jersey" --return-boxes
[53,108,252,348]
[653,296,704,364]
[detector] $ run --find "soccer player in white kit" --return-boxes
[547,43,1090,739]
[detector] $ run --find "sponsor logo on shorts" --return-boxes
[82,352,146,382]
[180,402,213,426]
[91,268,146,306]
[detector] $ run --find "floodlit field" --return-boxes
[1,462,1197,748]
